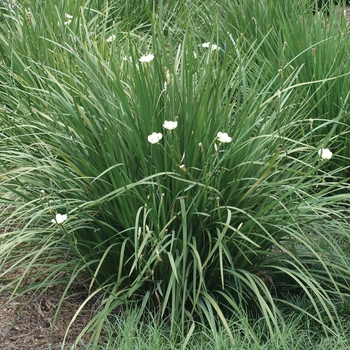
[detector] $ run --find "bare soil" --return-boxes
[0,281,95,350]
[336,4,350,21]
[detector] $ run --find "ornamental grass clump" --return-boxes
[0,0,350,348]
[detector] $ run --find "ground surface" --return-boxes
[0,281,94,350]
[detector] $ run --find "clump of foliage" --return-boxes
[0,0,350,348]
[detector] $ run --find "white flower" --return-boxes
[148,132,162,144]
[106,34,116,42]
[202,42,221,51]
[318,148,333,160]
[139,54,154,63]
[217,132,232,143]
[52,213,68,225]
[163,120,178,130]
[64,13,73,25]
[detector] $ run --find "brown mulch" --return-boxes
[341,4,350,22]
[0,281,96,350]
[336,4,350,22]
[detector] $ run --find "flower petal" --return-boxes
[318,148,332,160]
[139,54,154,63]
[163,121,178,130]
[217,132,232,143]
[202,42,221,51]
[106,35,116,42]
[52,213,68,224]
[148,132,163,144]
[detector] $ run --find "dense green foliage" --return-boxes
[1,0,350,348]
[98,310,350,350]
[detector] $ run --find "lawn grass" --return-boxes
[90,308,350,350]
